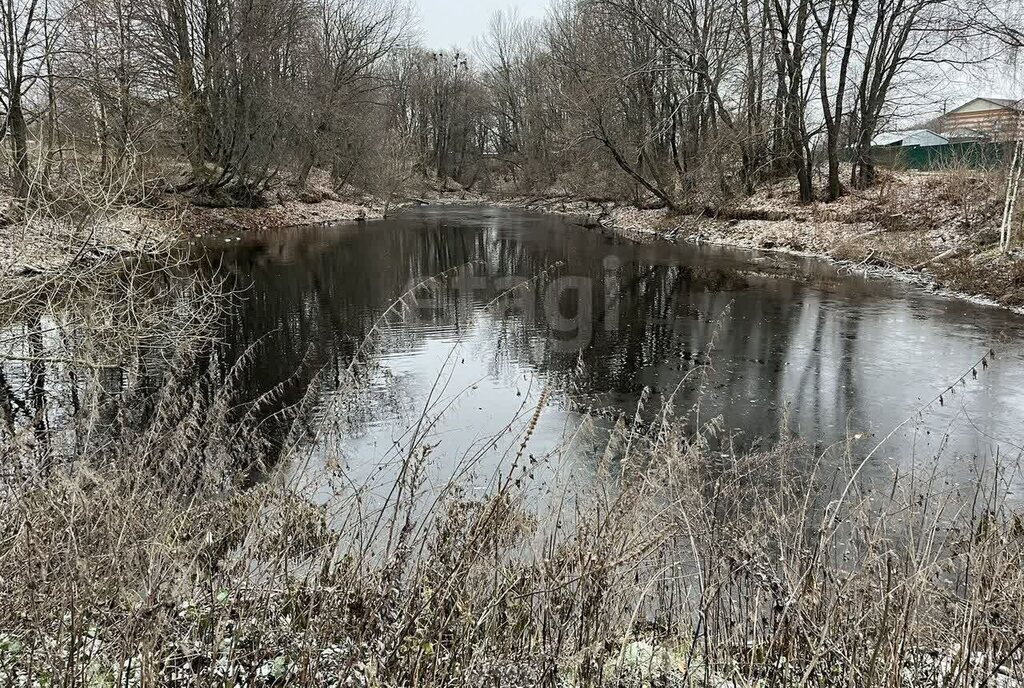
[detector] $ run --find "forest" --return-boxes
[0,0,1020,223]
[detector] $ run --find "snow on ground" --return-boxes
[0,207,174,276]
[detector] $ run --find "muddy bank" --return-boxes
[174,197,384,235]
[485,170,1024,313]
[0,193,387,277]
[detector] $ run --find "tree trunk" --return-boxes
[816,0,858,202]
[9,94,31,212]
[296,147,316,188]
[852,115,877,189]
[94,95,110,176]
[597,130,675,210]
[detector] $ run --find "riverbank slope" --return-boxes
[0,169,490,276]
[494,168,1024,311]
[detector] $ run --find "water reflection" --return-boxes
[200,206,1024,493]
[0,261,233,479]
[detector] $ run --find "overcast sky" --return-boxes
[417,0,549,49]
[412,0,1020,121]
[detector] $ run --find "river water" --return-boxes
[192,206,1024,498]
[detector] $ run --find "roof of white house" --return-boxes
[872,129,948,147]
[945,127,988,140]
[946,97,1024,115]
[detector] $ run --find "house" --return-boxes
[937,98,1023,141]
[871,129,948,147]
[944,127,987,143]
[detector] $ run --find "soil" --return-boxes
[0,190,385,277]
[489,169,1024,312]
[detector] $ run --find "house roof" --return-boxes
[871,129,947,146]
[983,98,1022,108]
[945,127,988,140]
[946,97,1023,115]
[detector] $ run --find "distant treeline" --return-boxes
[0,0,1021,216]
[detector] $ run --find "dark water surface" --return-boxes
[203,206,1024,494]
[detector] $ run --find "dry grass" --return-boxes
[611,166,1024,309]
[0,156,391,279]
[932,252,1024,307]
[1,259,1024,687]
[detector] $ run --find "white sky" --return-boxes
[412,0,1021,127]
[416,0,549,49]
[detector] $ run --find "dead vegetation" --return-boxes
[538,166,1024,310]
[1,260,1023,687]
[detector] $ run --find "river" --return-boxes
[195,206,1024,500]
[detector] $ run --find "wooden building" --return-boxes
[937,98,1023,142]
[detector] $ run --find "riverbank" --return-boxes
[5,166,1021,316]
[0,207,174,276]
[491,168,1024,312]
[0,190,388,277]
[0,169,489,277]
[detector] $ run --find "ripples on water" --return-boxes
[192,206,1024,499]
[2,207,1022,502]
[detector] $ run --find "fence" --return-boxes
[869,141,1012,171]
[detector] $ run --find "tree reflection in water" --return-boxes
[201,207,1024,495]
[4,207,1024,499]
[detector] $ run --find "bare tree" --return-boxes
[293,0,409,189]
[0,0,50,214]
[0,0,1019,222]
[848,0,996,188]
[813,0,858,200]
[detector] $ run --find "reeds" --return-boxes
[1,263,1023,687]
